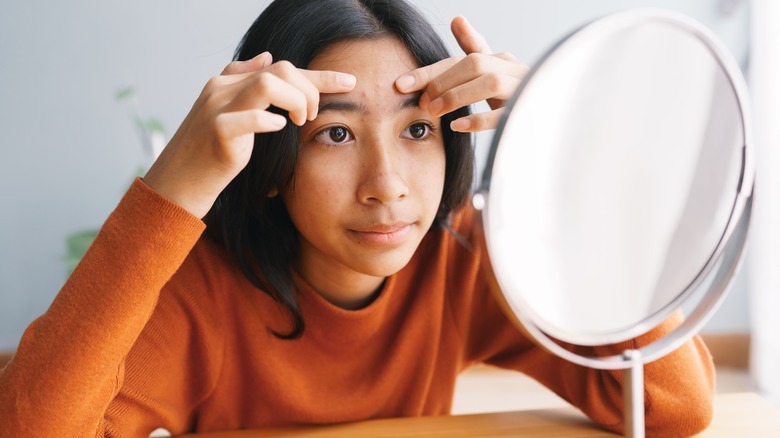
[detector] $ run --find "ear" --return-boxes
[268,188,279,198]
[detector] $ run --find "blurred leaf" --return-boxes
[64,230,98,275]
[115,86,135,102]
[143,118,165,134]
[66,229,97,256]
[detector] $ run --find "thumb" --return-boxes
[221,51,274,75]
[451,16,492,55]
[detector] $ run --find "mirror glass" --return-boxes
[482,13,746,346]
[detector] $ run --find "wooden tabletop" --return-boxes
[180,392,780,437]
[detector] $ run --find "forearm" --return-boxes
[0,178,205,437]
[474,295,714,437]
[525,314,715,437]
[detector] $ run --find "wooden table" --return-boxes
[180,392,779,437]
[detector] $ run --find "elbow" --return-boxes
[642,334,716,436]
[644,391,713,437]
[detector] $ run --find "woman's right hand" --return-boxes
[143,52,357,218]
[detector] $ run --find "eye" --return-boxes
[402,122,434,140]
[314,125,353,145]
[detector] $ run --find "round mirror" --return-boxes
[477,8,753,359]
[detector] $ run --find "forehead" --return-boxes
[309,37,418,106]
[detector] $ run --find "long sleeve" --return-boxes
[472,262,714,437]
[0,187,717,436]
[475,305,715,437]
[100,241,229,436]
[444,206,715,437]
[0,178,205,438]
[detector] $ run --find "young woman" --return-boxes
[0,0,715,436]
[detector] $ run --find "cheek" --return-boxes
[284,154,352,215]
[414,144,447,197]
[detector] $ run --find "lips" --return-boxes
[348,222,415,245]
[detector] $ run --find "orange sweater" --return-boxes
[0,179,714,437]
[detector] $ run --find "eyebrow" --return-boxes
[318,92,422,114]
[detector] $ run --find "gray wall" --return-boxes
[0,0,750,351]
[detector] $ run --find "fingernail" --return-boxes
[450,118,471,132]
[396,74,415,91]
[428,98,444,116]
[256,51,271,62]
[270,114,287,129]
[338,73,356,88]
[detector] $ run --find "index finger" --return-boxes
[299,69,357,94]
[394,57,462,94]
[297,69,356,119]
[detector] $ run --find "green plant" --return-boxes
[63,87,165,275]
[63,230,99,274]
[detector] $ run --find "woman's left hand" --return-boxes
[395,16,528,132]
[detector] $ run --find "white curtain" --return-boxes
[748,0,780,407]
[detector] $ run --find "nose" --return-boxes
[357,137,409,204]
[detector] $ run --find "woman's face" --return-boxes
[282,37,446,307]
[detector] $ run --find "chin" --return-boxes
[353,250,416,278]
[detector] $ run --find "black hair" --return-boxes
[205,0,474,339]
